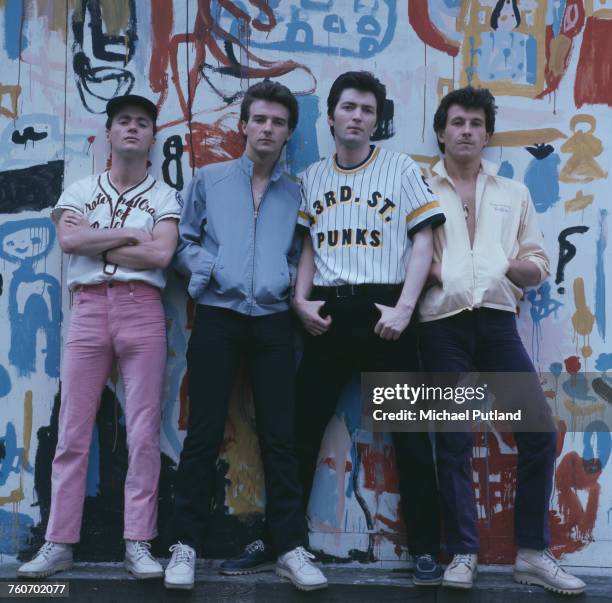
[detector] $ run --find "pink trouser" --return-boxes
[46,281,167,543]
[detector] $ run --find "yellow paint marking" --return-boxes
[489,128,567,147]
[564,399,606,417]
[565,190,594,213]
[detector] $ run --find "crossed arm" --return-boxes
[57,210,178,269]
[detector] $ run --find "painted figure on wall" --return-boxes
[0,218,61,378]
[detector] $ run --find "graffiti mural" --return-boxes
[0,0,610,570]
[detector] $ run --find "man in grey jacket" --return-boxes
[164,81,327,592]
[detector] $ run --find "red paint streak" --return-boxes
[564,355,581,375]
[321,457,352,473]
[562,0,585,37]
[164,0,314,126]
[407,1,460,57]
[149,0,173,111]
[535,1,585,100]
[551,451,600,555]
[575,16,612,107]
[185,120,245,168]
[357,440,399,494]
[217,0,275,32]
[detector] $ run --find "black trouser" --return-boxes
[419,309,556,553]
[295,285,440,556]
[170,305,307,555]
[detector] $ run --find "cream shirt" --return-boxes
[53,172,182,290]
[419,158,550,322]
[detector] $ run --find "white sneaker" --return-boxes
[124,540,163,579]
[17,542,73,578]
[276,546,328,591]
[442,553,478,589]
[164,542,196,590]
[514,548,586,595]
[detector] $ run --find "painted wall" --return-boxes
[0,0,610,567]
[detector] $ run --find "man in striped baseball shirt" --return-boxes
[292,71,446,585]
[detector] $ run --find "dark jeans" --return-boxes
[295,285,440,556]
[419,308,557,553]
[170,305,307,555]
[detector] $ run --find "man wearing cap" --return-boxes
[18,94,181,580]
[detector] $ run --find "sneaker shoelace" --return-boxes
[449,554,474,570]
[34,541,57,560]
[131,541,154,561]
[292,546,316,566]
[169,542,194,566]
[541,549,563,574]
[245,540,265,555]
[417,553,435,565]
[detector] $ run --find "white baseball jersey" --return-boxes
[53,172,181,290]
[298,146,445,286]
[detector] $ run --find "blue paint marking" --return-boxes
[550,362,563,377]
[596,353,612,372]
[525,282,563,360]
[345,442,357,499]
[0,509,33,554]
[583,422,611,470]
[524,153,561,213]
[549,0,567,37]
[4,0,28,60]
[498,160,514,178]
[85,424,100,497]
[335,374,361,435]
[286,95,321,176]
[561,373,597,401]
[323,14,347,34]
[221,0,396,58]
[595,209,607,340]
[0,365,11,398]
[0,218,61,378]
[526,36,537,84]
[308,464,339,525]
[0,422,29,486]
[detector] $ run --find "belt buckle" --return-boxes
[336,284,355,298]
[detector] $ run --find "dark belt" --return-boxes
[312,284,402,299]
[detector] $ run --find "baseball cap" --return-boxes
[105,94,158,125]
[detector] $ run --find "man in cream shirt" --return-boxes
[419,86,586,596]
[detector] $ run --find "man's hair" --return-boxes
[327,71,386,126]
[240,80,298,131]
[433,86,497,153]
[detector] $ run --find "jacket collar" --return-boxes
[432,157,499,180]
[238,151,284,182]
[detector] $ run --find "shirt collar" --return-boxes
[432,157,499,180]
[104,171,153,198]
[238,151,284,182]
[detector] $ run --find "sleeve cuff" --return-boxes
[408,213,446,238]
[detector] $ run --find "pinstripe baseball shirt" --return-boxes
[297,146,445,286]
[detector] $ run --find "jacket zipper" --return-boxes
[249,182,271,314]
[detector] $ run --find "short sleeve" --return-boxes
[297,172,314,229]
[401,159,445,237]
[155,187,183,224]
[51,178,89,222]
